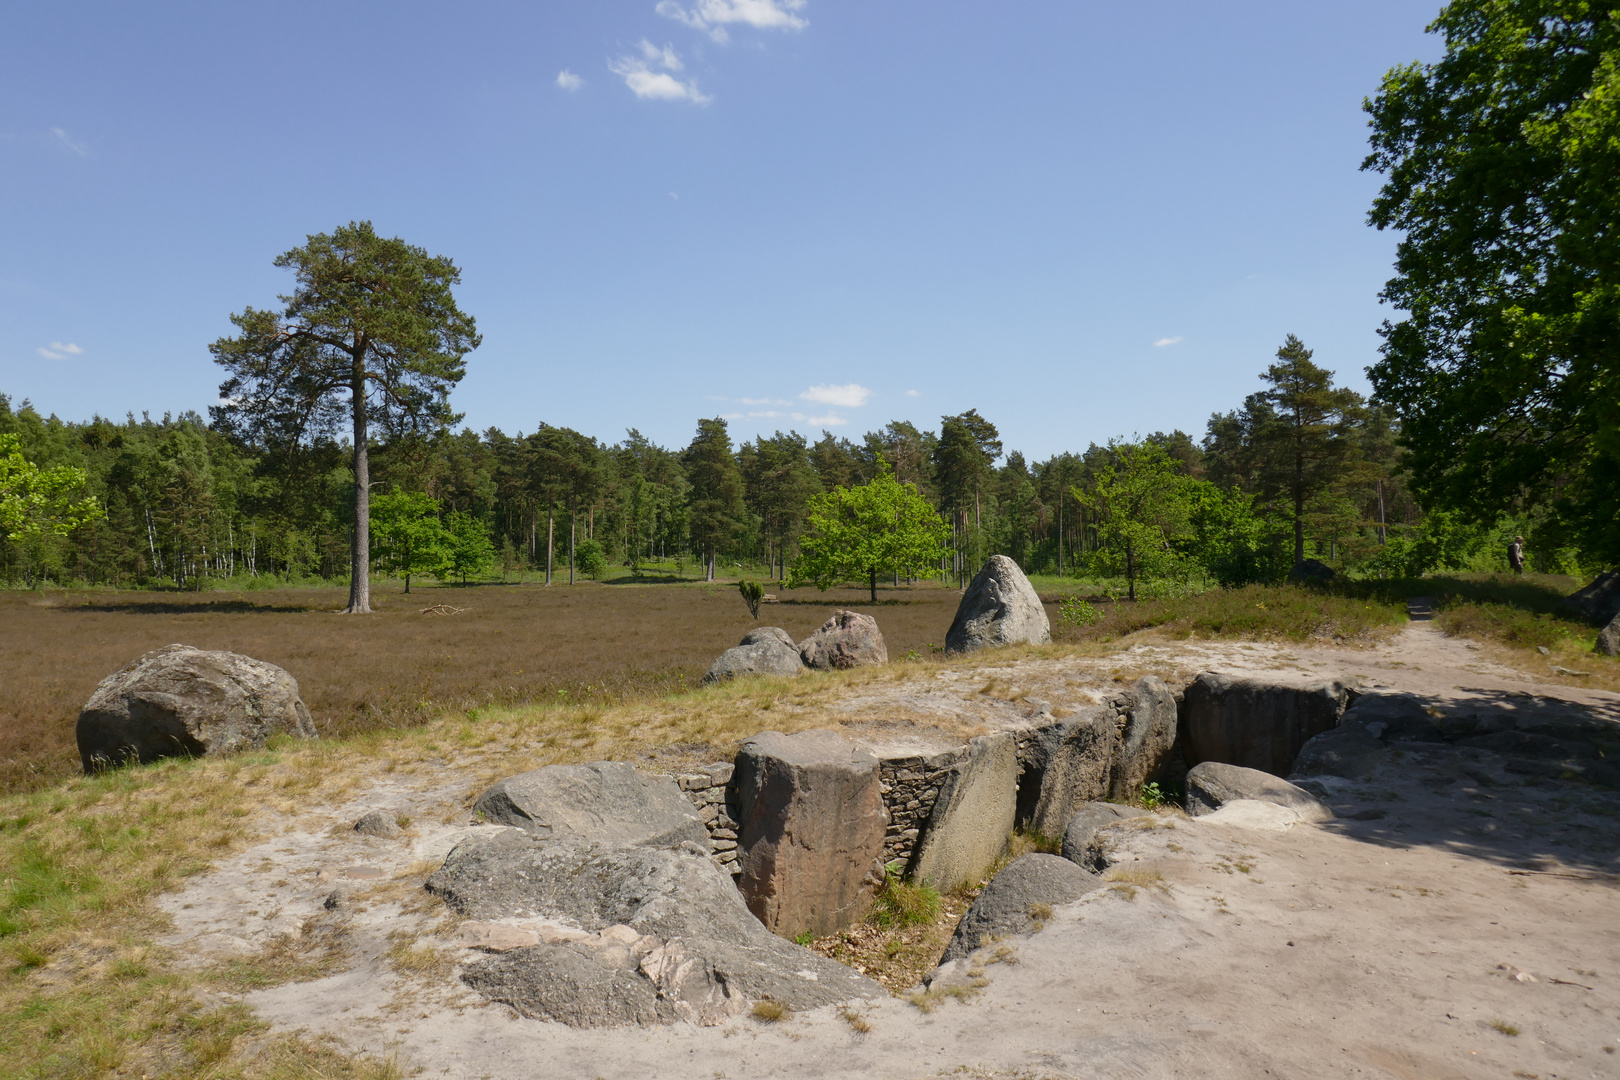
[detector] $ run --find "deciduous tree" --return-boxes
[789,465,950,602]
[1364,1,1620,566]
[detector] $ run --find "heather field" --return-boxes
[0,580,1000,795]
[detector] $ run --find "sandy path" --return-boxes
[157,624,1620,1079]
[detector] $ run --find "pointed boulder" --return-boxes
[945,555,1051,654]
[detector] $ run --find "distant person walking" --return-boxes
[1508,536,1525,574]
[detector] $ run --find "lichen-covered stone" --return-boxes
[1180,672,1348,776]
[798,611,888,670]
[945,555,1051,654]
[76,643,316,772]
[906,732,1017,890]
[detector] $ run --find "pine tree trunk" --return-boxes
[344,358,372,614]
[869,568,877,603]
[569,509,575,586]
[546,504,554,586]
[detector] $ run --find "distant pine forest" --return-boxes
[0,344,1588,592]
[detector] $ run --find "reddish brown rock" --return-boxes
[731,729,888,938]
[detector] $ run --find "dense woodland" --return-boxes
[0,336,1575,592]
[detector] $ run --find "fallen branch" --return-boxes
[420,604,467,616]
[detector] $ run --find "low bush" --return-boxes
[1052,584,1405,645]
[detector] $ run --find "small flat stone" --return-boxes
[342,866,385,880]
[460,922,541,951]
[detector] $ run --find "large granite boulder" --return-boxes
[939,854,1096,964]
[1022,708,1118,839]
[1180,672,1349,776]
[905,732,1017,891]
[1186,761,1334,822]
[798,611,888,670]
[1563,570,1620,625]
[1598,612,1620,658]
[701,628,805,685]
[731,729,888,937]
[945,555,1051,654]
[1060,802,1148,871]
[427,830,882,1026]
[76,643,316,772]
[472,761,708,849]
[1108,676,1179,800]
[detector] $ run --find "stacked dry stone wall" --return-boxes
[674,763,741,878]
[875,747,969,865]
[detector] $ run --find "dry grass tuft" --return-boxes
[1103,864,1168,900]
[838,1006,872,1035]
[750,998,789,1023]
[1487,1018,1522,1036]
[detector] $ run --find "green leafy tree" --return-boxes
[1364,1,1620,568]
[0,433,103,585]
[1072,439,1191,601]
[210,220,480,613]
[789,465,950,602]
[683,418,746,581]
[370,490,448,594]
[573,537,607,579]
[440,510,495,584]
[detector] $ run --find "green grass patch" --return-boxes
[869,871,942,929]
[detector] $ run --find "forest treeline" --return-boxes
[0,336,1576,592]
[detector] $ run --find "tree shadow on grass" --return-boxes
[61,600,318,615]
[1311,688,1620,876]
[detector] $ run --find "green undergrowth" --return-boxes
[1055,583,1406,645]
[870,870,942,929]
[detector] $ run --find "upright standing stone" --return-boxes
[906,732,1017,891]
[730,729,887,938]
[1025,708,1118,839]
[798,611,888,670]
[76,643,316,772]
[1107,676,1179,800]
[1180,672,1348,776]
[946,555,1052,654]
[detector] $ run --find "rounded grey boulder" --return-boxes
[798,610,887,670]
[945,555,1051,654]
[1186,761,1334,822]
[701,628,805,685]
[76,643,316,772]
[939,853,1096,964]
[472,761,709,849]
[1060,802,1148,870]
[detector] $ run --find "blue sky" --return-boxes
[1,1,1443,461]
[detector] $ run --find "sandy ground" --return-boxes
[157,623,1620,1079]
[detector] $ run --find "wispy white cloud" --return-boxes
[556,69,583,91]
[51,128,89,157]
[656,0,807,44]
[38,341,84,360]
[738,396,790,406]
[1153,336,1183,347]
[905,389,921,397]
[794,411,847,427]
[609,40,710,103]
[799,383,870,408]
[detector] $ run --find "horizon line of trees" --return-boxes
[0,335,1590,593]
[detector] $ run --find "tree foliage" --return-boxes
[370,490,447,593]
[1071,439,1191,600]
[789,466,950,602]
[1364,1,1620,565]
[210,221,480,611]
